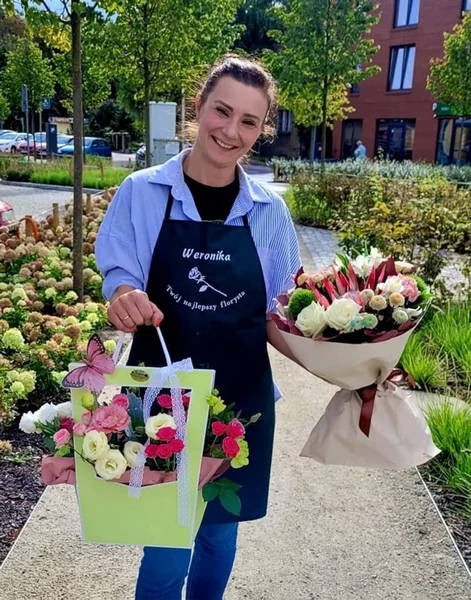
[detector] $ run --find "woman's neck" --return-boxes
[183,146,237,187]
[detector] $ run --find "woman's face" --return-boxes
[195,76,269,168]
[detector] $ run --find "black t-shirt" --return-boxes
[184,171,240,223]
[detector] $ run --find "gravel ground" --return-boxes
[0,183,75,221]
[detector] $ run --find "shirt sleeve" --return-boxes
[95,176,146,300]
[266,201,302,315]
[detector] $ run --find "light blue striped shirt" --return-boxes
[96,149,301,314]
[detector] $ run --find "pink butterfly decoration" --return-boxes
[62,335,115,392]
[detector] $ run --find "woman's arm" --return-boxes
[266,319,303,368]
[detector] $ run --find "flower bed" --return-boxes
[0,190,118,423]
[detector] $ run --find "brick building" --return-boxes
[332,0,471,163]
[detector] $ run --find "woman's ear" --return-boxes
[195,94,202,120]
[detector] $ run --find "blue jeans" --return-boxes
[135,522,239,600]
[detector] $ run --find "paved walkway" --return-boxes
[1,236,470,599]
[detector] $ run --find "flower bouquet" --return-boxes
[270,249,440,469]
[20,333,258,547]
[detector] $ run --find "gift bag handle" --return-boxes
[112,327,172,367]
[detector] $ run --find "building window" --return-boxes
[464,0,471,11]
[375,119,415,161]
[394,0,420,27]
[277,109,292,134]
[341,119,363,159]
[388,45,416,90]
[436,118,471,165]
[350,64,362,94]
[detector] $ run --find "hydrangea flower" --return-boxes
[10,381,26,397]
[2,328,25,350]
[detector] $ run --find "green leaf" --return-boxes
[202,482,219,502]
[54,445,71,457]
[248,412,262,425]
[219,489,241,516]
[216,478,243,493]
[43,436,56,452]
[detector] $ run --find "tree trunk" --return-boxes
[458,117,465,165]
[321,84,328,171]
[144,56,151,168]
[71,0,84,301]
[309,125,317,163]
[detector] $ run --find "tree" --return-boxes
[110,0,243,167]
[0,9,26,70]
[1,36,55,133]
[265,0,380,164]
[0,89,9,124]
[427,12,471,165]
[234,0,280,56]
[0,0,119,300]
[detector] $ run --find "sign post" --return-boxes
[22,84,30,162]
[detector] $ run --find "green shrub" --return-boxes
[399,332,447,391]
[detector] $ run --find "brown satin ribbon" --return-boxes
[356,368,418,437]
[357,383,377,437]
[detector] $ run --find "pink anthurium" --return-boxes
[332,267,348,295]
[347,263,359,291]
[312,286,331,309]
[322,277,340,302]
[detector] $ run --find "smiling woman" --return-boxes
[96,53,301,600]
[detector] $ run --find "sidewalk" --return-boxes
[0,236,470,600]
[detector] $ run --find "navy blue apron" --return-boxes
[128,189,275,523]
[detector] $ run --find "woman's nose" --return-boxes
[222,119,239,141]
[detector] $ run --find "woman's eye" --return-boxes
[216,107,228,116]
[244,120,256,127]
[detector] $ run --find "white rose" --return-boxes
[123,441,144,467]
[83,431,109,461]
[145,414,176,440]
[295,301,326,338]
[56,401,73,419]
[95,449,128,481]
[377,276,404,296]
[324,298,362,332]
[35,402,58,425]
[19,411,39,434]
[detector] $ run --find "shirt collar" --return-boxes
[147,149,273,220]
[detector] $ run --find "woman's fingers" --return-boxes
[108,290,164,332]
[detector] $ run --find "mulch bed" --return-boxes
[420,466,471,570]
[0,422,47,566]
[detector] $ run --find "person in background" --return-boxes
[354,139,367,159]
[96,54,301,600]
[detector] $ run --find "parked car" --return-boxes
[136,144,146,168]
[0,130,15,138]
[0,132,33,153]
[58,137,112,158]
[18,133,73,157]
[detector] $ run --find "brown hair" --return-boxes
[184,53,278,144]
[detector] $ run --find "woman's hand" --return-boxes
[108,286,163,333]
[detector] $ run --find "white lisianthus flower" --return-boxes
[56,401,73,419]
[324,298,362,332]
[19,411,39,434]
[95,450,128,481]
[35,402,58,424]
[145,414,176,440]
[377,276,404,296]
[123,441,144,467]
[392,309,409,324]
[351,255,375,278]
[83,431,109,461]
[295,301,326,338]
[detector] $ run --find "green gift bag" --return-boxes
[67,332,215,549]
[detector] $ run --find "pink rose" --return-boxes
[112,394,129,410]
[87,404,130,434]
[169,439,184,453]
[157,394,173,409]
[399,275,420,303]
[182,394,191,407]
[82,411,92,425]
[73,422,86,436]
[155,444,174,460]
[157,427,177,441]
[53,428,71,447]
[211,421,227,436]
[59,417,74,434]
[226,419,245,439]
[222,437,240,459]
